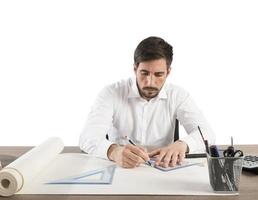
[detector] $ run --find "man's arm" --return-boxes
[149,89,215,168]
[79,85,150,167]
[176,95,215,153]
[79,86,116,159]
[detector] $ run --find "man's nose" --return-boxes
[146,75,155,86]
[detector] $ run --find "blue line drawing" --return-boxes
[148,158,202,172]
[46,165,116,184]
[154,162,201,172]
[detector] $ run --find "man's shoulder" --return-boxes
[165,83,188,93]
[110,78,132,88]
[102,78,132,97]
[165,83,190,99]
[105,78,132,91]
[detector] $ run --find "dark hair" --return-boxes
[134,36,173,68]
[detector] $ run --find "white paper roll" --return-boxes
[0,137,64,197]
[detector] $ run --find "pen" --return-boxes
[125,136,152,166]
[197,126,210,154]
[128,138,136,146]
[209,145,220,157]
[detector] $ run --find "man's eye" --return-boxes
[155,73,164,77]
[141,72,149,76]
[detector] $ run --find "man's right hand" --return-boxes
[107,144,150,168]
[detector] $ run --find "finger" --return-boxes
[162,151,174,168]
[148,149,160,157]
[177,152,185,165]
[138,145,148,153]
[127,145,150,162]
[122,160,136,168]
[155,151,166,166]
[122,156,138,168]
[170,153,179,167]
[126,150,146,164]
[122,147,144,165]
[159,161,165,166]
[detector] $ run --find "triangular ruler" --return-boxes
[46,164,116,184]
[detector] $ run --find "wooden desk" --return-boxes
[0,145,258,200]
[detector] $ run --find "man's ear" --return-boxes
[133,64,138,74]
[167,67,171,77]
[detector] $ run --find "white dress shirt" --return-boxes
[79,77,215,159]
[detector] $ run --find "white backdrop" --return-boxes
[0,0,258,146]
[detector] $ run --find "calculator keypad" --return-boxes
[243,155,258,169]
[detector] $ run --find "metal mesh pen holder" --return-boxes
[207,154,243,192]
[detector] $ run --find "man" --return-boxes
[79,36,215,169]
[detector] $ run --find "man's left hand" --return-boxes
[148,140,188,168]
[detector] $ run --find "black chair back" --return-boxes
[174,119,179,142]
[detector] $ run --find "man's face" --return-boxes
[134,58,170,101]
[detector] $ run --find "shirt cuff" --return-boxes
[95,139,115,160]
[180,130,206,153]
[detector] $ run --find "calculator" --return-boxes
[242,155,258,174]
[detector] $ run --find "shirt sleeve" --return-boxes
[175,89,215,153]
[79,85,116,159]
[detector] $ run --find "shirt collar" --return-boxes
[128,77,168,100]
[128,77,141,98]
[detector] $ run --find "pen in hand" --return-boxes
[128,138,136,146]
[125,136,152,166]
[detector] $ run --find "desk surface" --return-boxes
[0,145,257,200]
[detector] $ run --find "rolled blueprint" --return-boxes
[0,137,64,197]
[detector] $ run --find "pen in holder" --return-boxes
[207,153,243,192]
[197,128,244,192]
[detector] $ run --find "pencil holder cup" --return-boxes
[207,154,243,192]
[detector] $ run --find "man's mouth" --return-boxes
[143,87,158,92]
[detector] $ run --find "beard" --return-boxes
[140,86,160,99]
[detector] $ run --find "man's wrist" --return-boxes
[107,144,118,161]
[177,140,189,153]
